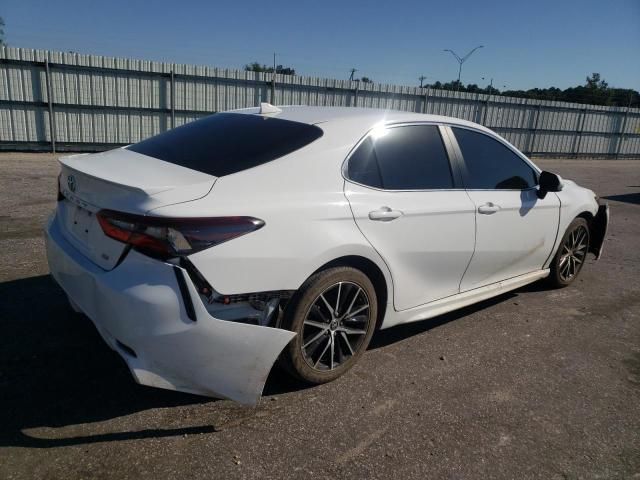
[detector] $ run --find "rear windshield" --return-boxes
[127,112,324,176]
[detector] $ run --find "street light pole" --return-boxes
[443,45,484,91]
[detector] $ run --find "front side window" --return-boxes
[452,127,538,190]
[347,125,453,190]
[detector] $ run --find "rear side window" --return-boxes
[347,125,453,190]
[452,127,538,189]
[347,137,383,188]
[127,113,323,177]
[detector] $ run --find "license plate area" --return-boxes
[57,198,128,271]
[66,203,95,246]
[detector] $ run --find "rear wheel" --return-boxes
[281,267,377,384]
[548,218,590,288]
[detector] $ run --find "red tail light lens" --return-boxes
[96,210,264,259]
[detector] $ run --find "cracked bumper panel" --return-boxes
[45,213,295,406]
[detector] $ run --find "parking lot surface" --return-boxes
[0,153,639,479]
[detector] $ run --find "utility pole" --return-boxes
[419,75,427,88]
[482,76,493,94]
[349,68,358,81]
[443,45,484,91]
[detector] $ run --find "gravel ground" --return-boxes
[0,153,639,479]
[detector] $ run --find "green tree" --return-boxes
[244,62,296,76]
[427,72,638,107]
[359,76,373,83]
[585,72,608,90]
[584,72,609,104]
[244,62,266,72]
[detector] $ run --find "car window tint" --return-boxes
[347,137,383,188]
[127,113,323,177]
[347,125,453,190]
[452,127,538,189]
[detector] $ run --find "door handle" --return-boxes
[369,206,403,221]
[478,202,500,215]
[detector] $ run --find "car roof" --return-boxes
[229,105,491,135]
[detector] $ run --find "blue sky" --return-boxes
[1,0,638,90]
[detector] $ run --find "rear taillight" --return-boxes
[96,210,264,259]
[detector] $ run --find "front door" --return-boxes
[447,126,561,291]
[344,124,476,311]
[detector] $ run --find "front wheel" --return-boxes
[280,267,377,384]
[547,217,590,288]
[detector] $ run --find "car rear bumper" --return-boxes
[45,212,295,406]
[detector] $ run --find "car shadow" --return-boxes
[0,274,320,448]
[0,274,553,448]
[369,291,517,350]
[0,275,218,448]
[602,192,640,205]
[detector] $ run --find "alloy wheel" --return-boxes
[301,281,371,371]
[558,225,588,282]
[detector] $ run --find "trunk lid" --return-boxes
[57,148,216,270]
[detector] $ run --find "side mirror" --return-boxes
[537,171,563,199]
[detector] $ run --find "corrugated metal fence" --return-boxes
[1,46,639,158]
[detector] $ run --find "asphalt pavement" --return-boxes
[0,154,639,479]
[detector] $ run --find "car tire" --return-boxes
[280,267,377,384]
[547,217,590,288]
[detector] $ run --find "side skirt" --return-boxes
[381,269,550,329]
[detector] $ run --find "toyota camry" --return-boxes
[46,104,609,405]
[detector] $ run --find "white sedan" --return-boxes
[45,104,608,405]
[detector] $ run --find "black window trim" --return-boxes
[342,122,465,192]
[444,124,541,192]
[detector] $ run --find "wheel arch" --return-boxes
[577,207,608,258]
[575,211,597,251]
[577,210,594,222]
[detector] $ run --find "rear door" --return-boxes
[447,126,561,291]
[344,124,476,311]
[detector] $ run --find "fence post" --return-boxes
[353,81,359,107]
[615,107,630,159]
[271,71,276,104]
[44,59,56,153]
[573,108,587,158]
[482,95,490,126]
[170,69,176,129]
[422,88,430,114]
[528,104,542,156]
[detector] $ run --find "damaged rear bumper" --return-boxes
[45,213,295,406]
